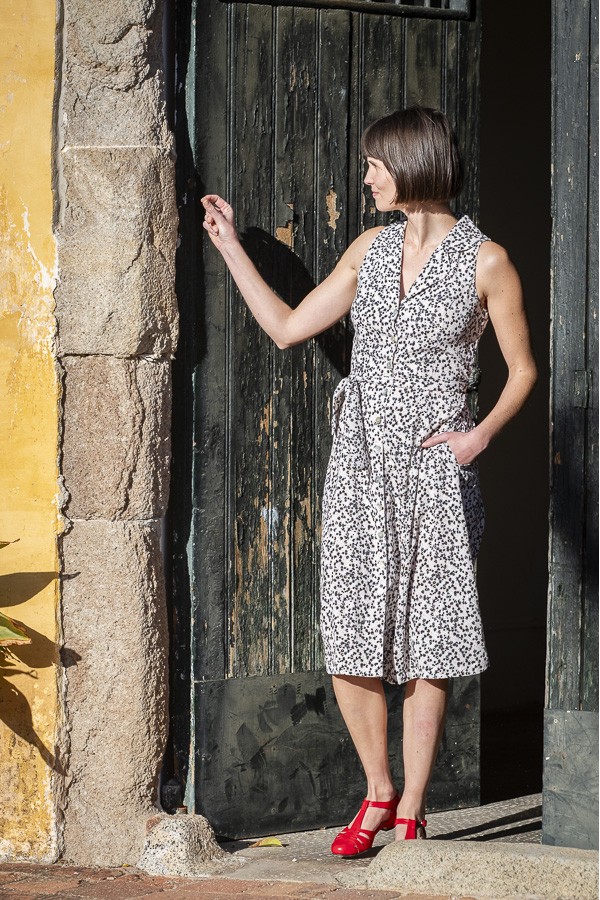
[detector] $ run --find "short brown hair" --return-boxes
[361,106,464,203]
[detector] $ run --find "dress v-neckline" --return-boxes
[398,216,465,303]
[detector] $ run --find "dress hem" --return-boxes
[326,663,490,686]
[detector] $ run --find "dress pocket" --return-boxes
[442,435,477,471]
[330,377,348,437]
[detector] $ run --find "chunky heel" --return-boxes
[331,794,400,857]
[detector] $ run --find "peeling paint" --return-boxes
[326,188,340,231]
[276,219,294,249]
[297,495,312,530]
[294,495,312,554]
[289,64,310,90]
[0,200,57,351]
[260,505,280,544]
[258,399,271,446]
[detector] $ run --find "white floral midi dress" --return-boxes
[319,214,491,685]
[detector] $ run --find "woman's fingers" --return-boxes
[421,430,486,466]
[201,200,223,233]
[200,194,239,247]
[201,195,232,220]
[201,194,223,208]
[202,201,224,222]
[421,433,452,448]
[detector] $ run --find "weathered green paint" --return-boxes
[170,0,484,834]
[543,0,598,851]
[546,0,598,716]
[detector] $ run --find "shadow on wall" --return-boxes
[0,571,80,774]
[241,227,349,376]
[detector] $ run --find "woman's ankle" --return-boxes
[365,780,397,801]
[396,792,426,819]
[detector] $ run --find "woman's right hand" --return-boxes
[201,194,239,252]
[197,199,375,349]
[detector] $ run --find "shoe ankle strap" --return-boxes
[366,794,399,809]
[395,816,427,827]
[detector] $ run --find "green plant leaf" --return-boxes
[0,611,31,646]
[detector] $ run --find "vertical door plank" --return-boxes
[543,0,598,851]
[190,0,231,682]
[347,12,364,245]
[273,6,318,673]
[455,19,481,217]
[443,21,459,130]
[361,14,405,231]
[230,3,276,676]
[582,0,598,712]
[405,17,444,108]
[315,5,352,287]
[547,0,590,711]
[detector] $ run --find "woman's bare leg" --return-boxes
[332,675,397,832]
[395,677,449,838]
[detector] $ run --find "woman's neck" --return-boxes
[402,203,457,251]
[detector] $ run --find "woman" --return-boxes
[201,106,537,856]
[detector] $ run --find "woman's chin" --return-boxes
[372,196,394,212]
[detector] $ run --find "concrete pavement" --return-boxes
[0,794,597,899]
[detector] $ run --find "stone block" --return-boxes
[60,0,171,147]
[61,355,171,520]
[56,147,178,358]
[138,813,227,876]
[61,519,169,866]
[364,839,599,899]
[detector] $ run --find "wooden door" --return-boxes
[171,0,484,838]
[542,0,598,850]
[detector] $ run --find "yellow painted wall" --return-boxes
[0,0,61,861]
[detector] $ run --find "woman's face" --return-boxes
[364,157,398,211]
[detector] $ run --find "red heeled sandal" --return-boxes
[331,794,399,857]
[394,816,427,839]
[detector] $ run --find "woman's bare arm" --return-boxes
[422,241,538,464]
[201,194,382,349]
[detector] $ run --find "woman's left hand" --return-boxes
[421,429,488,466]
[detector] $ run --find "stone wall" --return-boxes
[55,0,178,865]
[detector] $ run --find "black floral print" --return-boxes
[319,215,491,685]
